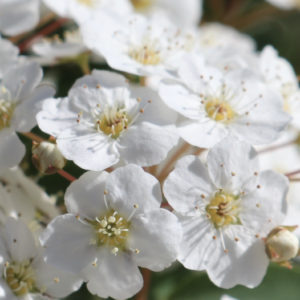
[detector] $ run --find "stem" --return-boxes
[285,169,300,177]
[289,177,300,182]
[9,12,56,44]
[20,132,77,182]
[135,269,152,300]
[258,139,296,154]
[18,17,69,53]
[157,142,190,182]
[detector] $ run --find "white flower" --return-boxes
[0,38,19,79]
[41,165,182,300]
[0,62,55,170]
[159,54,290,148]
[81,13,193,77]
[42,0,131,25]
[129,0,202,28]
[0,167,59,233]
[37,70,178,171]
[259,45,300,129]
[163,136,289,288]
[0,0,40,36]
[0,218,83,299]
[32,29,87,65]
[266,0,300,9]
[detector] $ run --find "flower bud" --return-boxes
[265,226,299,264]
[32,141,66,174]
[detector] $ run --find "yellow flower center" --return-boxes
[206,192,240,228]
[4,260,36,296]
[77,0,96,6]
[205,100,235,122]
[89,210,130,252]
[0,99,15,130]
[130,0,152,11]
[96,109,129,139]
[129,43,161,66]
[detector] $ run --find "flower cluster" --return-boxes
[0,0,300,299]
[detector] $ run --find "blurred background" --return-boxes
[20,0,300,299]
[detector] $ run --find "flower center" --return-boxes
[89,210,130,253]
[205,99,235,122]
[95,107,129,139]
[4,260,36,296]
[130,0,152,11]
[77,0,96,6]
[0,99,15,130]
[129,42,161,65]
[206,191,240,228]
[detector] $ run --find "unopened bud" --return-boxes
[265,226,299,263]
[32,141,66,174]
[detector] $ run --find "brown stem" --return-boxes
[18,17,69,53]
[9,12,56,44]
[135,269,152,300]
[157,142,190,182]
[285,169,300,177]
[258,139,296,154]
[289,177,300,182]
[56,169,77,182]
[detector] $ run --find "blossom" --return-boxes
[0,62,55,170]
[0,218,82,299]
[31,29,87,65]
[0,167,59,233]
[0,38,19,79]
[41,164,182,299]
[129,0,202,28]
[37,70,178,171]
[42,0,131,25]
[81,13,194,77]
[159,54,290,148]
[266,0,300,9]
[0,0,40,36]
[163,136,288,288]
[259,46,300,128]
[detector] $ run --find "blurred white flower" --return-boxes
[0,218,82,299]
[41,165,182,300]
[0,38,19,79]
[129,0,202,28]
[259,45,300,128]
[266,0,300,9]
[164,136,288,288]
[0,62,55,170]
[37,70,178,171]
[82,13,194,77]
[42,0,131,25]
[159,54,290,148]
[0,0,40,36]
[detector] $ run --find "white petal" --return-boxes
[128,209,182,271]
[85,249,143,300]
[3,218,37,262]
[40,214,97,273]
[207,136,259,190]
[164,155,214,214]
[105,165,162,218]
[118,122,178,166]
[0,130,25,169]
[65,171,109,219]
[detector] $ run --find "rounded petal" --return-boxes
[0,130,25,169]
[164,155,214,214]
[3,218,37,262]
[207,136,259,190]
[128,209,182,271]
[40,214,97,273]
[65,171,109,219]
[118,122,178,166]
[105,165,162,218]
[85,249,143,300]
